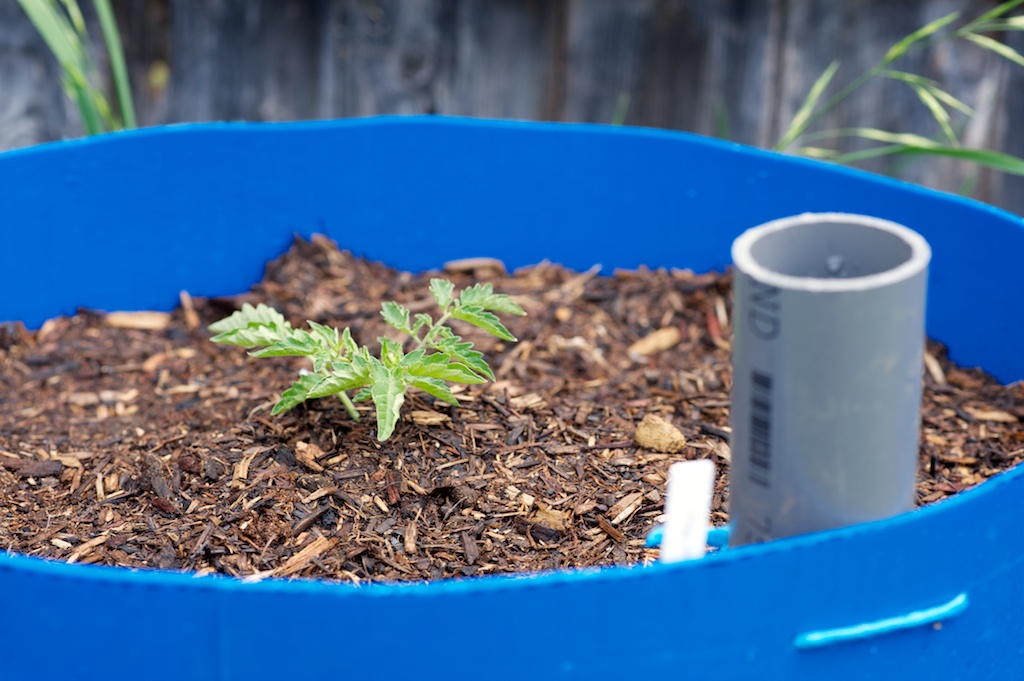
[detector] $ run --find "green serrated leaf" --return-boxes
[379,337,405,367]
[399,348,427,367]
[370,361,407,441]
[312,355,331,373]
[776,60,840,151]
[457,283,493,307]
[352,387,372,402]
[448,346,495,381]
[306,320,340,352]
[457,283,524,316]
[209,303,290,335]
[381,301,413,334]
[412,313,433,335]
[211,324,290,349]
[410,377,459,406]
[307,370,369,399]
[248,329,322,357]
[429,279,455,308]
[883,11,960,65]
[407,353,487,384]
[452,305,517,342]
[340,327,358,356]
[271,372,324,414]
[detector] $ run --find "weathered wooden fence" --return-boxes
[2,0,1022,215]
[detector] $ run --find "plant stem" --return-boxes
[416,310,452,350]
[338,391,360,421]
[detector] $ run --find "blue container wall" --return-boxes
[3,117,1023,381]
[1,118,1023,680]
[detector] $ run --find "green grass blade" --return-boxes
[611,92,630,126]
[714,97,731,140]
[845,127,941,147]
[831,144,913,164]
[18,0,118,133]
[775,60,840,151]
[65,73,104,134]
[973,18,1024,31]
[93,0,135,128]
[18,0,85,73]
[922,83,974,116]
[962,32,1024,68]
[833,141,1024,175]
[882,11,960,65]
[794,146,839,159]
[58,0,87,35]
[881,70,974,115]
[908,82,958,144]
[904,146,1024,174]
[966,0,1024,27]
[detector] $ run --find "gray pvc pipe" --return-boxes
[728,213,931,546]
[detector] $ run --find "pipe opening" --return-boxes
[732,213,931,292]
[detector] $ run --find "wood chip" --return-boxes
[179,291,200,330]
[404,512,419,555]
[510,393,546,410]
[461,532,480,564]
[300,486,337,505]
[104,311,171,330]
[443,257,506,275]
[274,536,337,577]
[924,352,946,384]
[99,388,139,404]
[964,407,1018,423]
[712,441,731,463]
[51,455,83,469]
[409,409,450,426]
[628,327,682,357]
[607,491,644,525]
[573,498,597,516]
[0,458,63,477]
[531,507,567,533]
[67,533,109,564]
[294,441,326,472]
[230,449,260,488]
[142,353,168,372]
[65,392,100,406]
[597,515,625,543]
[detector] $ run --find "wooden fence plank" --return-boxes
[0,0,1020,214]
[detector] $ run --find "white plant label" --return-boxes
[660,459,715,563]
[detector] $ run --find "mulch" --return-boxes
[1,235,1021,583]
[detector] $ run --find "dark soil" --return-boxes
[1,235,1022,583]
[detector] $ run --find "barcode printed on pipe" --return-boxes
[749,370,773,487]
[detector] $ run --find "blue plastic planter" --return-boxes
[1,117,1023,680]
